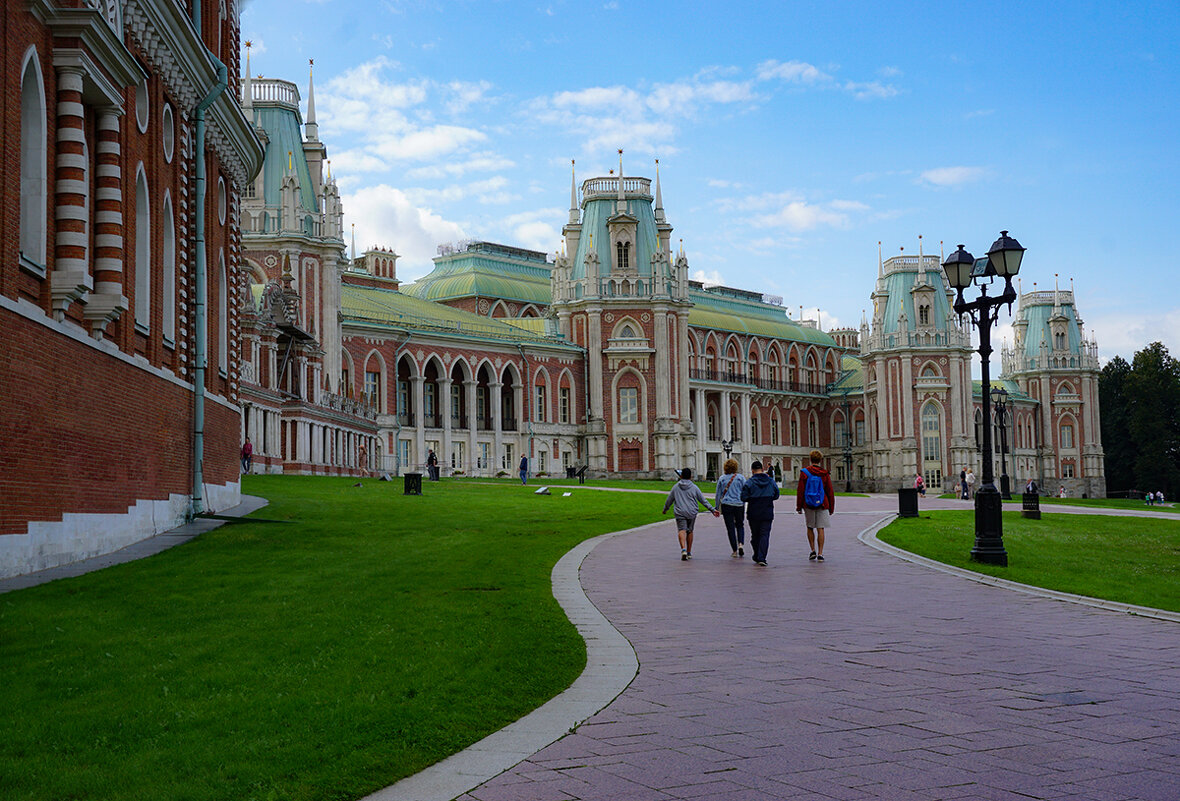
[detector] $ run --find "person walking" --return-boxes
[426,449,440,481]
[965,468,976,499]
[960,468,968,500]
[518,454,529,485]
[241,438,253,473]
[663,467,720,561]
[796,449,835,562]
[741,460,780,566]
[914,472,926,497]
[1024,478,1039,495]
[714,458,747,558]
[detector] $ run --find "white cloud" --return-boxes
[446,79,493,114]
[756,59,831,84]
[755,201,851,231]
[405,153,516,180]
[692,269,724,287]
[918,166,990,187]
[343,184,467,279]
[1087,309,1180,363]
[498,208,564,253]
[843,80,899,100]
[878,66,903,78]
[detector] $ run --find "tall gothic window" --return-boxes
[20,48,48,272]
[922,403,941,461]
[616,241,630,271]
[619,386,638,423]
[918,304,930,325]
[134,165,151,331]
[162,192,176,344]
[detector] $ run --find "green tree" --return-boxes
[1099,355,1133,493]
[1125,343,1180,497]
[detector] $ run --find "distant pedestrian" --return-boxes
[663,467,720,561]
[1024,478,1038,494]
[241,438,253,473]
[1057,485,1067,498]
[960,468,968,500]
[796,450,835,562]
[714,458,747,558]
[742,460,780,566]
[914,473,926,497]
[1157,490,1165,505]
[965,468,976,499]
[1146,492,1154,506]
[519,454,529,485]
[426,449,440,481]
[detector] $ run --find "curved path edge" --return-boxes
[361,519,668,801]
[859,512,1180,623]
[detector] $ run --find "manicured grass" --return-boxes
[0,476,668,801]
[879,510,1180,612]
[1034,496,1180,513]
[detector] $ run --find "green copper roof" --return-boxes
[1014,293,1085,358]
[688,287,838,346]
[570,192,661,281]
[828,355,865,392]
[341,285,577,349]
[875,257,956,335]
[250,103,317,213]
[971,378,1033,401]
[401,246,552,305]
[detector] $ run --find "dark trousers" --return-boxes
[748,517,773,563]
[721,505,745,551]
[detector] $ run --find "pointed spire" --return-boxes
[616,148,625,213]
[326,159,331,181]
[654,158,666,223]
[568,159,579,224]
[1053,273,1061,312]
[918,235,925,284]
[305,59,319,141]
[878,241,883,278]
[242,42,254,109]
[351,223,356,261]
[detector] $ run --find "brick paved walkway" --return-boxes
[458,495,1180,801]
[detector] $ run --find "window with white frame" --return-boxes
[619,386,638,424]
[535,385,547,422]
[1060,423,1074,449]
[365,371,381,406]
[19,49,48,273]
[134,166,151,331]
[560,387,571,423]
[770,417,780,445]
[162,192,176,344]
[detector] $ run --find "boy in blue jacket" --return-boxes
[741,460,780,566]
[663,468,720,561]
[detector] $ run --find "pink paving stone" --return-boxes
[461,496,1180,801]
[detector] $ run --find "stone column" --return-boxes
[51,65,92,320]
[695,389,707,470]
[85,107,128,336]
[440,377,453,472]
[654,308,670,419]
[739,392,752,462]
[412,375,425,470]
[465,379,478,473]
[490,380,504,470]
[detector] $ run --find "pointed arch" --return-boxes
[612,365,647,425]
[533,364,552,423]
[340,348,355,396]
[217,250,228,373]
[363,349,388,414]
[19,46,48,272]
[162,190,176,343]
[133,163,151,330]
[610,316,644,340]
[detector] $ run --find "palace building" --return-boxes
[238,70,1104,498]
[1,0,263,577]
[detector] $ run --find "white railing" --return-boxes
[244,78,300,107]
[581,177,652,200]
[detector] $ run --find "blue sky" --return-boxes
[240,0,1179,362]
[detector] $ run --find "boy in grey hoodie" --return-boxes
[662,468,720,560]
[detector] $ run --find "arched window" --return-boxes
[616,241,630,272]
[134,165,151,330]
[1060,422,1075,449]
[619,386,638,423]
[218,251,228,373]
[918,304,930,325]
[162,192,176,344]
[1054,331,1066,350]
[620,324,636,338]
[19,48,48,272]
[922,365,938,378]
[921,402,943,486]
[790,416,799,446]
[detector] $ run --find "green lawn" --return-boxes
[0,476,668,801]
[878,510,1180,612]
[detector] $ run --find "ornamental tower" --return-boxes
[550,154,693,476]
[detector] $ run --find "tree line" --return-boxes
[1099,342,1180,498]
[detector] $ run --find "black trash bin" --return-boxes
[1021,492,1041,519]
[404,472,423,496]
[897,487,919,518]
[566,467,577,479]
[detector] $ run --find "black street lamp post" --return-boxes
[992,386,1012,500]
[721,439,734,461]
[941,231,1026,567]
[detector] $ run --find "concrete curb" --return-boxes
[361,519,670,801]
[858,514,1180,624]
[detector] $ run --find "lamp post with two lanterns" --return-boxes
[941,231,1026,567]
[992,386,1012,500]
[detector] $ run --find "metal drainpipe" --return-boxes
[190,10,228,517]
[516,344,534,464]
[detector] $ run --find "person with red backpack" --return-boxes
[796,449,836,562]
